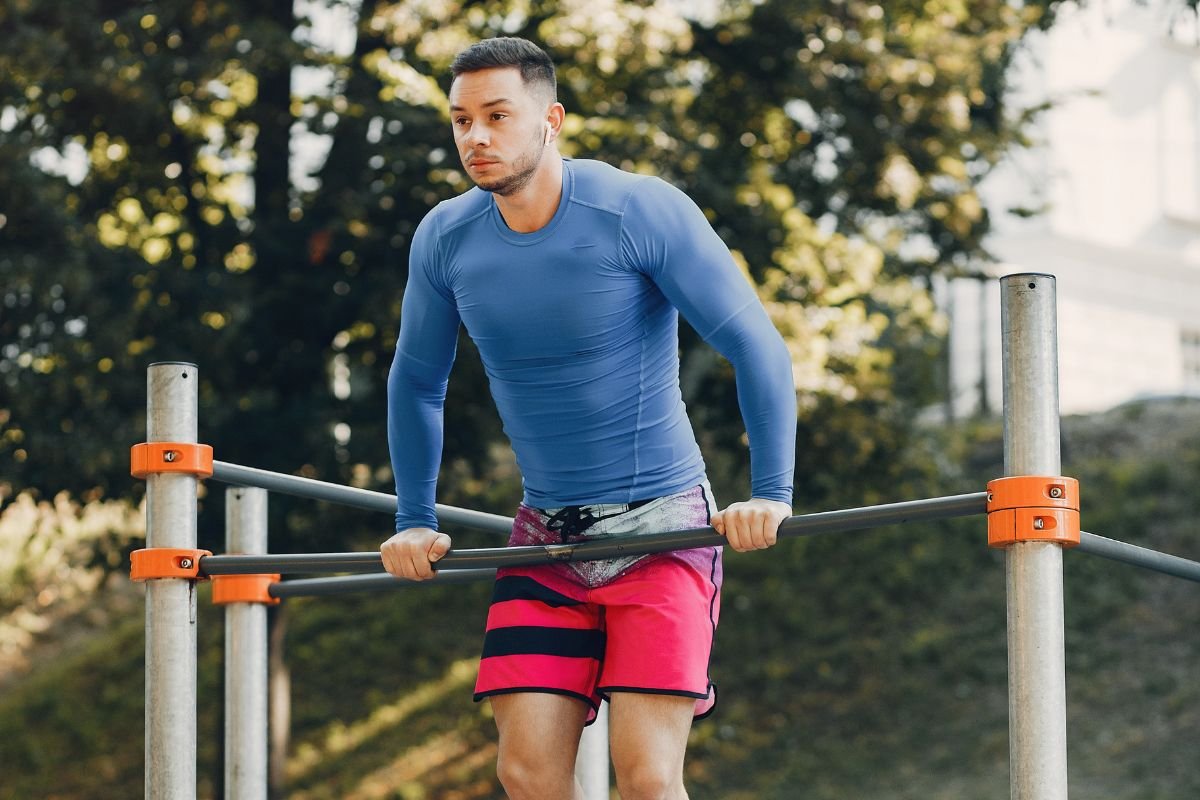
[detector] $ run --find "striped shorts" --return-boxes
[473,482,722,722]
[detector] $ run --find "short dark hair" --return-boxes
[450,37,557,101]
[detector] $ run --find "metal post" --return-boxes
[144,362,200,799]
[575,703,610,799]
[1000,274,1069,800]
[225,487,270,799]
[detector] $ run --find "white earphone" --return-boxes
[544,122,553,146]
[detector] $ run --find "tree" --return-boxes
[1,0,1064,540]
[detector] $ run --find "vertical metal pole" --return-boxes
[1000,275,1069,800]
[575,702,610,799]
[225,487,270,799]
[145,362,200,799]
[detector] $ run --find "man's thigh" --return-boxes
[608,692,695,786]
[491,691,591,761]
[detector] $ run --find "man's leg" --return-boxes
[608,692,695,800]
[491,692,591,800]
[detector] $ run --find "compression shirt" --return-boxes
[389,158,796,532]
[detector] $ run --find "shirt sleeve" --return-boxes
[388,210,461,532]
[620,177,797,504]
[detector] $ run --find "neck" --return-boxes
[494,153,564,233]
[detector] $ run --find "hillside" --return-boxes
[2,399,1199,798]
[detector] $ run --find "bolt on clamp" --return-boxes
[130,548,213,581]
[986,476,1080,548]
[130,442,214,479]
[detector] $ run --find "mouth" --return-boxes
[468,158,498,169]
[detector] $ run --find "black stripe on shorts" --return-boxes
[482,626,606,660]
[490,575,582,607]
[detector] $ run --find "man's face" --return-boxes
[449,67,550,196]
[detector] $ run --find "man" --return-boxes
[381,37,796,800]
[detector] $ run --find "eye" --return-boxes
[491,113,507,121]
[454,116,469,126]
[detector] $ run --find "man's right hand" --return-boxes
[380,527,452,581]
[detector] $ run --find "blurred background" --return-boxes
[1,0,1198,797]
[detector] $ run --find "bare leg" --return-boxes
[491,693,590,800]
[608,693,695,800]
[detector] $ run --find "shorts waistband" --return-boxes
[534,497,656,517]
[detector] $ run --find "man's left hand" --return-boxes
[710,498,792,552]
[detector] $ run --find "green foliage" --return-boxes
[1,0,1064,557]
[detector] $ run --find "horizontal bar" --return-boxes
[211,461,513,535]
[270,569,497,599]
[1077,531,1200,584]
[201,491,987,576]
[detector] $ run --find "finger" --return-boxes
[764,515,779,547]
[728,516,752,552]
[710,510,726,535]
[409,552,431,580]
[746,512,766,549]
[428,533,452,561]
[382,540,406,578]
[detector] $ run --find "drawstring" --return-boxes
[542,499,655,543]
[544,506,600,543]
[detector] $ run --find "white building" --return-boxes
[946,0,1200,417]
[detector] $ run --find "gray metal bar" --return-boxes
[1000,274,1069,800]
[144,362,200,799]
[201,492,987,576]
[225,487,269,800]
[211,461,513,535]
[1077,531,1200,584]
[270,569,497,598]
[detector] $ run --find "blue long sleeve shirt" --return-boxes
[389,158,796,532]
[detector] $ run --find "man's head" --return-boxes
[448,38,563,197]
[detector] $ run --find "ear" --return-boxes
[544,102,565,147]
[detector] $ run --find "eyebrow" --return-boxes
[449,98,514,112]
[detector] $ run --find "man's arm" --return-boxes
[382,212,460,579]
[621,178,797,550]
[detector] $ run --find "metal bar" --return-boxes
[211,461,513,535]
[144,362,200,799]
[576,703,610,799]
[201,492,987,576]
[270,569,497,598]
[225,487,270,800]
[1001,274,1069,800]
[1077,532,1200,584]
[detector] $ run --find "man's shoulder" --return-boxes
[568,158,661,215]
[425,186,491,236]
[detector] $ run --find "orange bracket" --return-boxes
[130,548,213,581]
[987,476,1080,549]
[212,574,282,606]
[130,442,214,479]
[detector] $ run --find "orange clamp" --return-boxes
[986,476,1080,548]
[211,574,282,606]
[130,442,214,479]
[130,548,213,581]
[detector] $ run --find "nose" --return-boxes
[465,121,490,149]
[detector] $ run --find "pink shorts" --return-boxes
[473,483,721,723]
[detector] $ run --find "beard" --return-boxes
[469,131,545,196]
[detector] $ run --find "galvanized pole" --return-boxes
[575,703,610,799]
[225,487,270,799]
[1000,275,1069,800]
[144,362,200,799]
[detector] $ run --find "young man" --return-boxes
[381,37,796,800]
